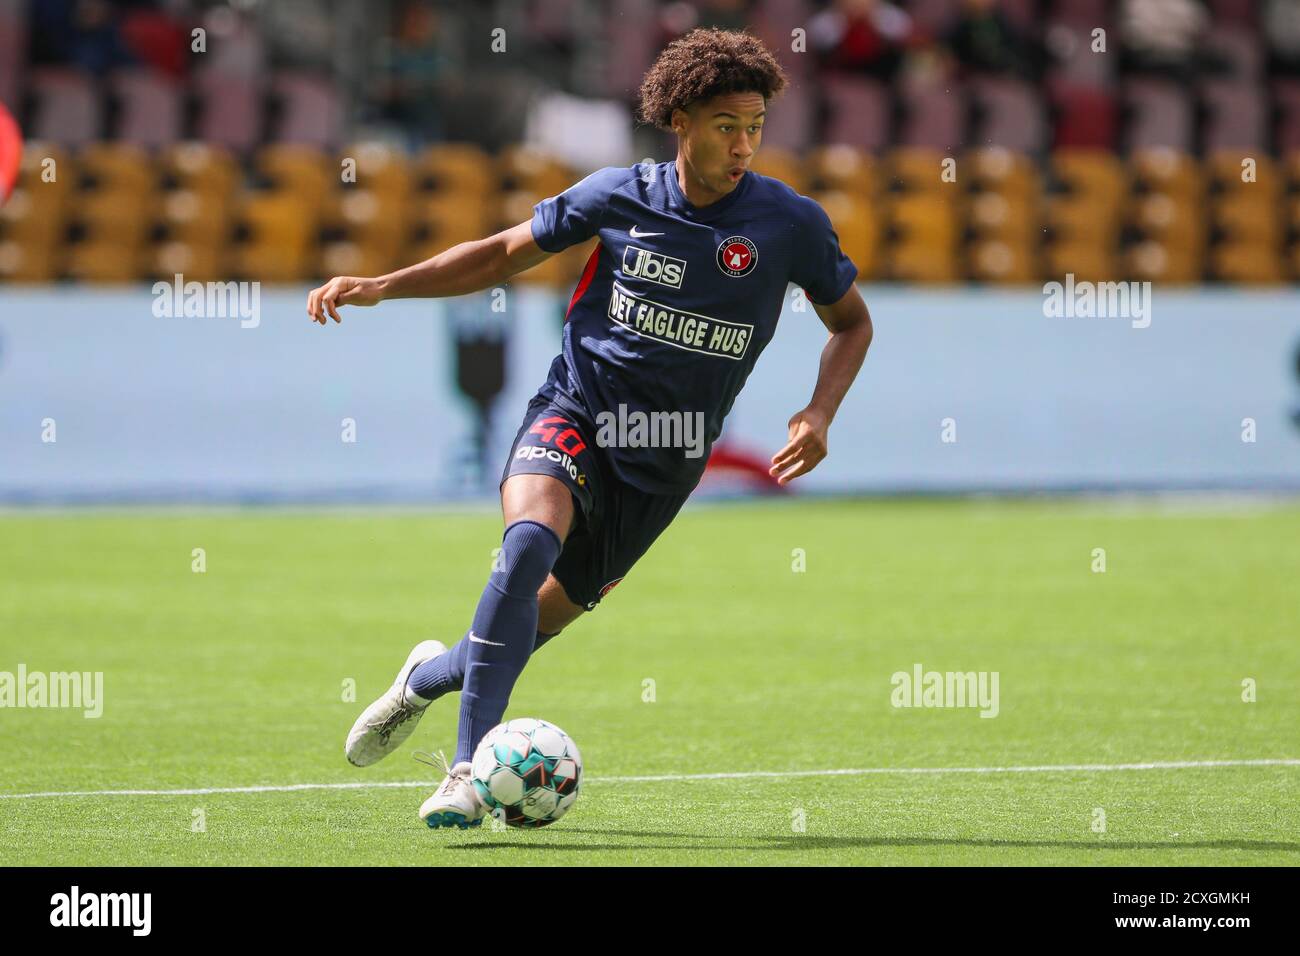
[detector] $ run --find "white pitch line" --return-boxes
[0,758,1296,801]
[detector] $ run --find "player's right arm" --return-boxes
[306,220,551,324]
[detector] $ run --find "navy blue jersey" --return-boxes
[529,159,858,493]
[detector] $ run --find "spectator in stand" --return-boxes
[28,0,134,74]
[658,0,755,42]
[1264,0,1300,76]
[1118,0,1221,81]
[942,0,1040,80]
[808,0,913,81]
[119,2,189,77]
[377,0,449,146]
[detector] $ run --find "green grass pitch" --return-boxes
[1,498,1297,866]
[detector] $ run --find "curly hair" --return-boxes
[637,28,788,130]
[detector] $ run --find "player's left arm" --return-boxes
[769,284,873,485]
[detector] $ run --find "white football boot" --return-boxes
[344,640,447,767]
[416,751,487,830]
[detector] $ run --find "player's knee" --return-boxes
[494,520,562,598]
[537,575,584,634]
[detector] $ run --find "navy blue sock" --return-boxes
[448,520,561,764]
[408,625,562,702]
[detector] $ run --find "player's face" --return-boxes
[673,92,766,201]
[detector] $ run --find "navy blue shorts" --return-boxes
[500,393,691,610]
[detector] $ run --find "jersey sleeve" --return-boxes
[530,166,631,253]
[790,195,859,305]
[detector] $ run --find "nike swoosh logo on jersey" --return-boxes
[629,226,663,238]
[468,632,506,646]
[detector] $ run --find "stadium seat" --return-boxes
[65,240,147,283]
[161,143,241,199]
[77,143,157,196]
[1123,79,1193,152]
[898,80,965,152]
[889,148,952,194]
[888,194,960,282]
[271,71,343,148]
[342,142,414,198]
[1045,240,1118,283]
[970,75,1047,153]
[1129,148,1202,199]
[813,190,879,279]
[970,238,1038,283]
[749,147,805,194]
[821,76,890,151]
[805,145,878,197]
[161,188,234,245]
[417,144,497,195]
[497,145,573,196]
[424,190,500,248]
[27,68,101,146]
[758,82,814,153]
[194,70,263,153]
[1050,84,1119,150]
[0,236,60,282]
[111,68,184,147]
[1202,80,1265,151]
[152,240,227,283]
[77,189,157,246]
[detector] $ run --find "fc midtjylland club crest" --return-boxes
[716,235,758,277]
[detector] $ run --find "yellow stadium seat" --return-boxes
[1129,148,1201,199]
[65,240,146,282]
[161,189,234,245]
[1206,151,1277,192]
[889,193,961,247]
[152,241,227,283]
[1051,149,1126,203]
[417,143,497,195]
[342,142,414,198]
[1213,192,1282,243]
[969,192,1040,242]
[813,190,879,280]
[749,147,804,193]
[967,147,1040,201]
[970,239,1038,283]
[77,143,156,196]
[805,145,877,196]
[0,239,61,282]
[1210,242,1284,283]
[77,189,158,245]
[161,142,239,198]
[888,240,960,282]
[1044,241,1119,283]
[1126,240,1202,284]
[888,148,950,194]
[497,145,573,196]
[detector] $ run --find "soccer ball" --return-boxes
[470,717,582,828]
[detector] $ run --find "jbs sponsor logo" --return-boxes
[607,281,752,360]
[515,445,587,486]
[622,245,686,289]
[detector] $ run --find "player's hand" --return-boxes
[306,276,384,325]
[770,406,830,486]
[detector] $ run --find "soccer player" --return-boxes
[306,27,873,828]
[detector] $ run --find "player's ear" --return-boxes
[669,106,688,136]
